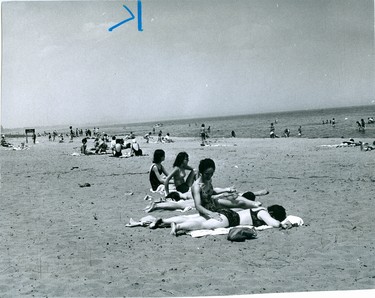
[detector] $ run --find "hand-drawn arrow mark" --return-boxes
[108,5,135,32]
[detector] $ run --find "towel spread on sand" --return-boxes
[187,215,304,238]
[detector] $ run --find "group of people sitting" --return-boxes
[132,149,297,237]
[80,136,144,157]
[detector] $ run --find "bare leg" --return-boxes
[144,199,194,213]
[171,216,229,235]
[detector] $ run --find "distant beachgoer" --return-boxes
[356,120,365,132]
[200,124,206,145]
[164,133,173,143]
[113,139,124,157]
[110,136,116,153]
[131,139,143,156]
[144,132,151,143]
[70,126,74,141]
[284,129,290,137]
[95,137,108,154]
[32,133,37,144]
[231,130,236,138]
[1,135,12,147]
[149,149,169,192]
[81,138,95,155]
[332,118,335,127]
[361,119,366,129]
[270,123,276,138]
[157,130,163,143]
[164,152,196,195]
[48,133,52,141]
[360,141,375,151]
[298,126,302,137]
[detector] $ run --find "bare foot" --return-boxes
[149,218,163,229]
[254,189,269,196]
[170,222,178,236]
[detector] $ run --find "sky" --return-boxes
[1,0,374,129]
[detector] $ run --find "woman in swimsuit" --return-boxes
[169,204,288,235]
[164,152,197,195]
[149,149,169,192]
[147,203,288,234]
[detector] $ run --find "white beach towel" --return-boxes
[187,215,304,238]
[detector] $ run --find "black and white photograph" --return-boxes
[1,0,374,297]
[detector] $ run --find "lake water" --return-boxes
[4,104,375,139]
[104,104,375,139]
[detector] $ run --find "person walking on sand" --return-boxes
[298,126,302,137]
[164,152,197,195]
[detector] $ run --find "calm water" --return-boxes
[5,105,375,139]
[104,105,375,139]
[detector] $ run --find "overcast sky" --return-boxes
[1,0,374,129]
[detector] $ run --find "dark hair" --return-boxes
[82,138,87,144]
[173,152,189,167]
[267,205,286,221]
[112,136,116,140]
[198,158,216,174]
[242,191,255,201]
[165,192,181,202]
[153,149,165,163]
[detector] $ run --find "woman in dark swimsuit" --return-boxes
[168,158,288,235]
[149,149,169,191]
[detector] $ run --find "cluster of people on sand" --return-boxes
[80,136,146,157]
[128,148,299,237]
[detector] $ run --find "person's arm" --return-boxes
[192,183,222,221]
[152,165,167,185]
[160,164,169,178]
[213,186,236,195]
[257,210,282,228]
[164,167,179,195]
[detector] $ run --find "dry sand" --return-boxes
[1,136,374,297]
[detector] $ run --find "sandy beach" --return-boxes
[1,136,374,297]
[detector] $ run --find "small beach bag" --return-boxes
[227,227,257,242]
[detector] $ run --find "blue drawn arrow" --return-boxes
[108,5,135,32]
